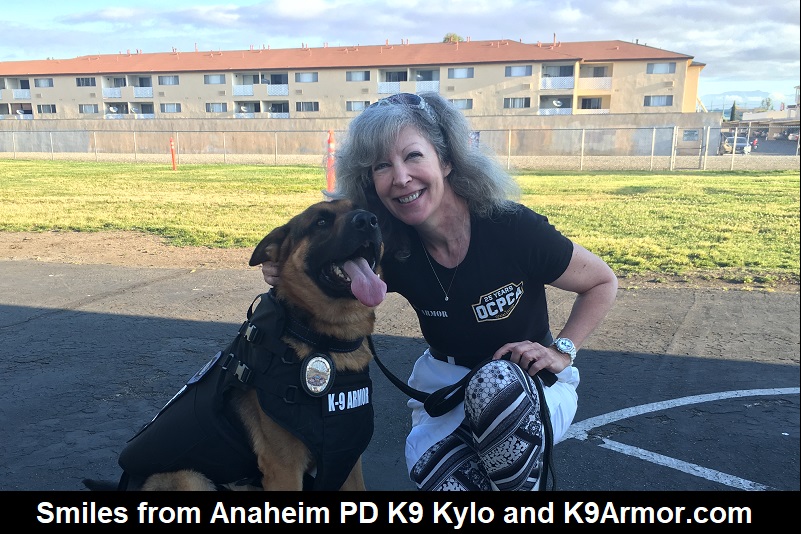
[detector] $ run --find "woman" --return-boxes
[264,92,618,491]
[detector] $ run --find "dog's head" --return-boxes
[249,199,386,313]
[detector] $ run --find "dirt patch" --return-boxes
[1,230,798,293]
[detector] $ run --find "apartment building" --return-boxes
[0,38,704,124]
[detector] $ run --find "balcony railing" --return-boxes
[540,77,574,90]
[578,77,612,90]
[13,89,31,99]
[267,84,289,96]
[233,85,254,96]
[378,82,401,94]
[103,88,122,98]
[134,87,154,98]
[415,81,440,93]
[538,108,573,116]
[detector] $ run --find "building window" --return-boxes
[34,78,54,88]
[240,74,260,85]
[448,67,474,79]
[592,66,608,77]
[505,65,532,77]
[543,65,574,77]
[449,98,473,110]
[347,101,369,111]
[646,62,676,74]
[581,98,602,109]
[415,69,438,81]
[206,103,228,112]
[160,103,182,113]
[503,97,530,109]
[346,71,370,82]
[204,74,225,85]
[37,104,57,113]
[644,95,673,107]
[76,77,96,87]
[269,102,289,113]
[79,104,99,114]
[682,130,700,141]
[112,77,127,88]
[384,71,408,82]
[264,73,288,84]
[295,101,319,112]
[158,75,179,85]
[294,72,319,83]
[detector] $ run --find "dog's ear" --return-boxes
[248,225,289,266]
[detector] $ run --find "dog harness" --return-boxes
[117,290,374,491]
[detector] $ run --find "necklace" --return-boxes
[419,224,467,302]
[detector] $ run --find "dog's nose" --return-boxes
[351,211,378,230]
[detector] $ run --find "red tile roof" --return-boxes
[0,39,694,76]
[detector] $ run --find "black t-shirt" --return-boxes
[381,204,573,368]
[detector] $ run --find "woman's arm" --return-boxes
[493,243,617,375]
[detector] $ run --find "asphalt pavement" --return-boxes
[0,259,798,492]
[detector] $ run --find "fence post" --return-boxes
[326,130,336,191]
[506,129,512,170]
[650,128,656,171]
[169,137,177,170]
[670,126,677,171]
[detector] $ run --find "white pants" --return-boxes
[405,351,579,490]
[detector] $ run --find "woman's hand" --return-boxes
[492,340,571,376]
[261,261,280,286]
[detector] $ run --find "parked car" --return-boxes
[788,132,799,141]
[718,136,751,155]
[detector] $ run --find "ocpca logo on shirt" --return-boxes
[472,282,523,322]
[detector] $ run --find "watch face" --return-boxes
[556,338,575,353]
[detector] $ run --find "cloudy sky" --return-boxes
[2,0,798,109]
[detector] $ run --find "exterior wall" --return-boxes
[608,60,687,114]
[0,55,702,121]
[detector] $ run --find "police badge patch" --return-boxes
[300,353,336,397]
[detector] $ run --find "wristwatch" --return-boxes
[552,338,577,365]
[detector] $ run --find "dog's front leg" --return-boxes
[238,391,313,491]
[338,457,366,491]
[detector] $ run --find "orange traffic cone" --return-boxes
[326,130,336,192]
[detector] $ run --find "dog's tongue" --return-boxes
[343,257,386,307]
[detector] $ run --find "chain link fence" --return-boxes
[0,126,798,171]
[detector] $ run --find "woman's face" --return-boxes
[370,126,452,227]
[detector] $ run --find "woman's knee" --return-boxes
[464,359,534,419]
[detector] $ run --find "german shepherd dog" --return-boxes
[83,199,386,491]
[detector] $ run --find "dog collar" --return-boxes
[284,314,365,353]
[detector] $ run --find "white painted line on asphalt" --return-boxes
[565,387,800,441]
[598,438,773,491]
[562,387,798,490]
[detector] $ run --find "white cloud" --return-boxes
[0,0,797,99]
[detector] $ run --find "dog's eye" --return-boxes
[316,216,329,227]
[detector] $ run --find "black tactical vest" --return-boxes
[117,291,374,490]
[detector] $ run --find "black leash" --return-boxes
[367,336,557,490]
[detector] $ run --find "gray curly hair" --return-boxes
[330,92,520,258]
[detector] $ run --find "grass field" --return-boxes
[1,160,798,288]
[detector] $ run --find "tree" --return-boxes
[729,101,738,121]
[443,33,464,43]
[760,97,773,111]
